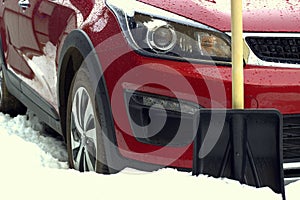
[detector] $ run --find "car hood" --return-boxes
[138,0,300,32]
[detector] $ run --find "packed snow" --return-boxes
[0,111,298,200]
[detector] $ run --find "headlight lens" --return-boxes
[147,22,177,52]
[107,0,231,63]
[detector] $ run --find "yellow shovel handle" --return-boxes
[231,0,244,109]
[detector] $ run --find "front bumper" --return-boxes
[105,51,300,168]
[99,8,300,169]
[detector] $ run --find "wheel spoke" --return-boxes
[72,95,84,134]
[85,128,97,147]
[79,90,89,129]
[76,88,84,128]
[75,145,84,165]
[71,130,81,150]
[82,149,87,171]
[85,149,95,171]
[83,99,94,131]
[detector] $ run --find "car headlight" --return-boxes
[106,0,231,64]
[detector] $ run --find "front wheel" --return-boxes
[66,66,109,173]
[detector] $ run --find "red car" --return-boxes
[0,0,299,174]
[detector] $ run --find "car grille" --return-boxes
[246,37,300,64]
[283,115,300,162]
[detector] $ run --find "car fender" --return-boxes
[58,29,126,172]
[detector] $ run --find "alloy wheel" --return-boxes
[70,87,97,172]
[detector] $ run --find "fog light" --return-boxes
[125,90,200,146]
[147,23,177,52]
[130,92,199,115]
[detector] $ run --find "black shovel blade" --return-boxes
[192,109,285,199]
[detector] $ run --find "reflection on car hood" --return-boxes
[138,0,300,32]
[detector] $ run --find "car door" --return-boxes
[17,0,76,110]
[0,0,23,90]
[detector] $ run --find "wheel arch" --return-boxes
[58,29,95,138]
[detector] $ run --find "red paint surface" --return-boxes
[138,0,300,32]
[1,0,300,169]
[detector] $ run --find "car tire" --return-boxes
[66,66,110,173]
[0,51,27,117]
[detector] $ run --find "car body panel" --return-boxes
[17,0,76,110]
[0,0,22,76]
[1,0,300,170]
[138,0,300,32]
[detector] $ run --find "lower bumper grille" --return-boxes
[283,115,300,162]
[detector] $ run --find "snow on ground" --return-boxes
[0,112,298,200]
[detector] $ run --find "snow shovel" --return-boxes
[192,1,285,199]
